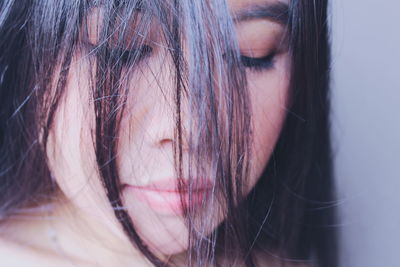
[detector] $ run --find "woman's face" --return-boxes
[47,0,290,257]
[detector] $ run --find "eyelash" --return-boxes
[240,52,276,71]
[113,45,153,64]
[86,43,153,64]
[87,43,276,71]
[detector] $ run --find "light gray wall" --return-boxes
[331,0,400,266]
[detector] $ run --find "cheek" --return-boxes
[247,56,290,190]
[47,69,94,201]
[46,58,117,226]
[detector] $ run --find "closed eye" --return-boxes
[240,52,276,71]
[85,42,153,65]
[108,45,153,64]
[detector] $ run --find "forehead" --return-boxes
[228,0,289,25]
[229,0,289,10]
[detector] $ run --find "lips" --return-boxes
[123,178,213,215]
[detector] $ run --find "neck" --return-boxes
[1,200,154,266]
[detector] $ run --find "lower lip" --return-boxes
[125,186,210,215]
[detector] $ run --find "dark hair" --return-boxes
[0,0,337,266]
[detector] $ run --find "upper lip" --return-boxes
[125,178,214,193]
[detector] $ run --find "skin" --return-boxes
[0,0,294,266]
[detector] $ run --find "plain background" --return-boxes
[331,0,400,266]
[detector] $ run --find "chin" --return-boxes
[121,183,228,257]
[123,192,190,256]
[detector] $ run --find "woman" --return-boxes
[0,0,337,266]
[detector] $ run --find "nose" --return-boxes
[137,60,188,150]
[148,101,176,148]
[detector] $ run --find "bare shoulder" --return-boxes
[0,217,61,267]
[0,222,91,267]
[0,237,101,267]
[0,237,57,267]
[0,236,103,267]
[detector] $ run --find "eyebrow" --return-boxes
[233,2,289,25]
